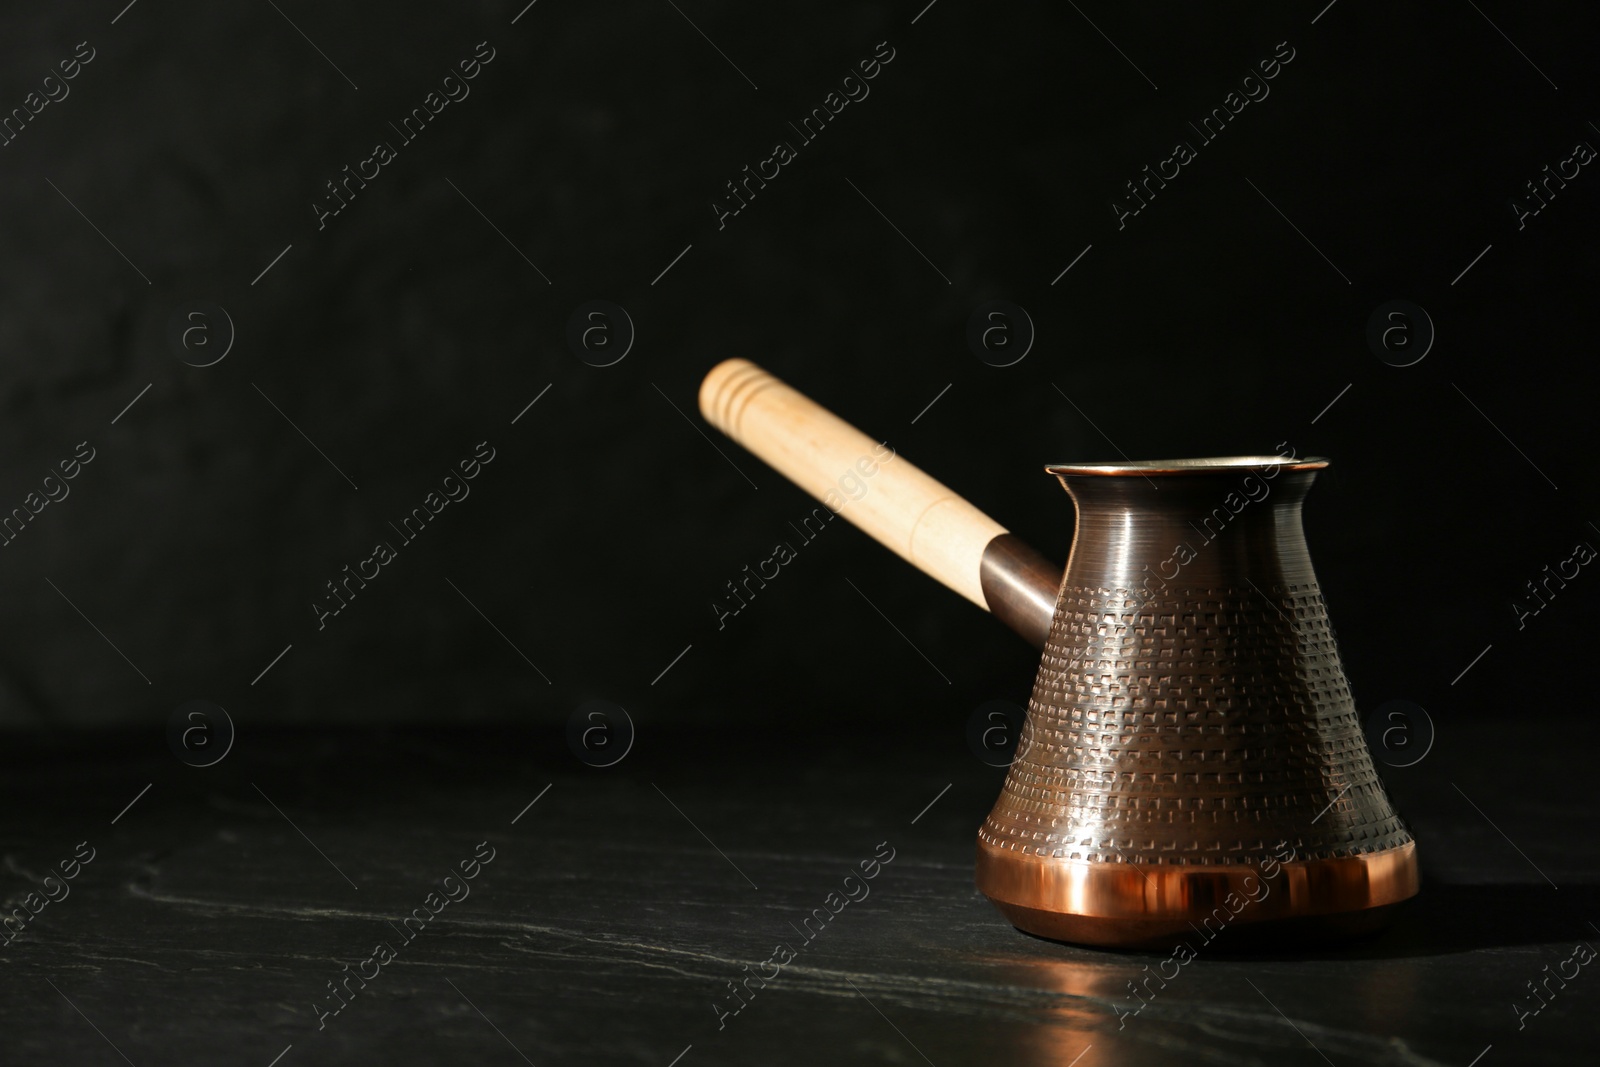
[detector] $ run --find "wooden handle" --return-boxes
[700,358,1011,615]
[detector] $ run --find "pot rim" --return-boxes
[1046,455,1330,476]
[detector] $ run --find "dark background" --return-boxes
[2,0,1595,736]
[5,6,1597,1067]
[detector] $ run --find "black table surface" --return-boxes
[2,716,1592,1067]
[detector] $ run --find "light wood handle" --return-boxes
[699,359,1007,612]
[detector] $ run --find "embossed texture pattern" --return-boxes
[981,463,1413,867]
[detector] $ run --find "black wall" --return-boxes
[1,2,1595,737]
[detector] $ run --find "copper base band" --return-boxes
[976,839,1419,949]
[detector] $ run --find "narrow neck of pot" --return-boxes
[1047,458,1328,593]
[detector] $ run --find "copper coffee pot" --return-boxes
[699,360,1419,948]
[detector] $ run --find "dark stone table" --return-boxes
[2,716,1591,1066]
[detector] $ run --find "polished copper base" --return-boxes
[977,839,1419,949]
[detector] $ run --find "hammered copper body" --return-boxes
[976,457,1419,948]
